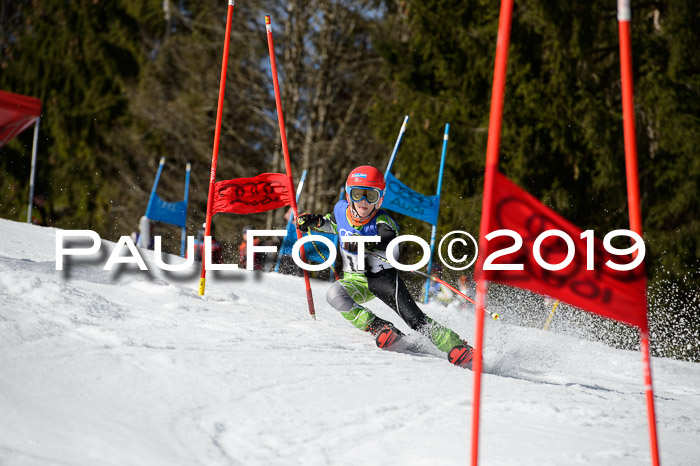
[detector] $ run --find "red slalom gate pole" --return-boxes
[471,279,489,466]
[265,16,316,319]
[473,0,513,464]
[199,0,235,296]
[618,1,660,464]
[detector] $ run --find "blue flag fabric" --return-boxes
[278,221,336,263]
[382,171,440,225]
[146,193,187,228]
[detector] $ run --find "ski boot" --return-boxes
[447,341,474,369]
[366,316,402,336]
[374,326,405,349]
[366,316,404,348]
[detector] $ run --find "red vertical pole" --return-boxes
[639,329,660,466]
[265,16,316,319]
[617,1,660,464]
[199,0,235,296]
[619,6,642,237]
[472,1,513,464]
[470,278,488,466]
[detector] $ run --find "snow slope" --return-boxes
[1,218,698,465]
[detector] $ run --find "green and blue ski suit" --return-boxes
[309,200,464,353]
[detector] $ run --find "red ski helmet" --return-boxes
[345,166,386,224]
[346,165,386,191]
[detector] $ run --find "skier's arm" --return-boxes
[343,215,397,254]
[296,212,336,234]
[320,213,338,234]
[369,214,399,251]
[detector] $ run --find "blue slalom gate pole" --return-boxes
[385,115,409,174]
[145,157,166,219]
[180,162,191,257]
[423,123,449,303]
[295,169,308,201]
[144,157,190,256]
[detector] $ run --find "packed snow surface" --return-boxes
[1,219,698,465]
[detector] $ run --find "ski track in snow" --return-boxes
[0,219,698,465]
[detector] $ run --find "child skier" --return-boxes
[297,165,473,368]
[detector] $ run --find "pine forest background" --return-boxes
[1,0,698,361]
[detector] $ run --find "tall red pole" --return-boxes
[199,0,235,296]
[265,16,316,319]
[472,0,513,464]
[617,1,660,464]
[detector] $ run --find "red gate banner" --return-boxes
[0,90,41,147]
[212,172,292,215]
[476,170,647,329]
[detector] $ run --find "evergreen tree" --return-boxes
[0,0,162,232]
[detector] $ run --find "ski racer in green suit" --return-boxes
[297,165,473,368]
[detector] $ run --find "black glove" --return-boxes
[297,213,322,232]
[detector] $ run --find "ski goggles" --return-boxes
[346,186,384,205]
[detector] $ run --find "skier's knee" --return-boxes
[326,281,356,313]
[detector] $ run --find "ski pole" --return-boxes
[410,268,500,321]
[542,299,560,330]
[359,247,500,321]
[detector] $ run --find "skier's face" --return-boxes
[354,198,374,218]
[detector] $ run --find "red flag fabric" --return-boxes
[212,173,292,215]
[476,170,647,329]
[0,90,41,147]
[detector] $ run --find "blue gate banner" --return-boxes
[382,171,440,225]
[278,221,336,263]
[147,193,187,228]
